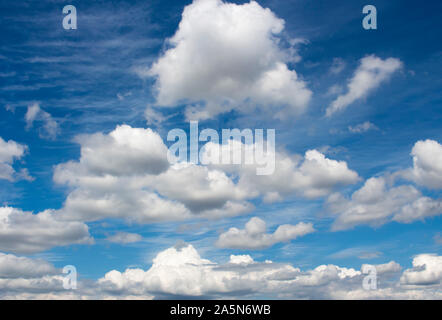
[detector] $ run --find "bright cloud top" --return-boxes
[405,139,442,189]
[148,0,312,120]
[400,254,442,286]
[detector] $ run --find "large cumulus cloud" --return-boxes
[147,0,312,120]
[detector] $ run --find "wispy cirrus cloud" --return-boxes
[326,55,402,116]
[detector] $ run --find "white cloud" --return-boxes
[400,254,442,286]
[348,121,378,133]
[329,58,346,74]
[148,0,312,120]
[54,125,252,223]
[0,253,58,279]
[0,137,29,182]
[328,176,442,230]
[106,232,142,244]
[98,243,300,297]
[216,217,315,249]
[0,206,93,254]
[228,254,255,265]
[0,253,90,300]
[404,139,442,189]
[365,261,402,275]
[1,245,440,299]
[329,139,442,230]
[144,106,167,126]
[202,140,359,199]
[329,247,383,260]
[326,55,402,116]
[96,244,440,299]
[53,125,360,224]
[25,103,59,140]
[393,196,442,223]
[210,144,360,200]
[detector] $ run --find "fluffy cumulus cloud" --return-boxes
[202,140,360,201]
[328,176,442,230]
[326,55,402,116]
[25,103,59,140]
[404,139,442,189]
[0,206,93,254]
[53,125,359,223]
[1,245,440,299]
[348,121,378,133]
[148,0,312,120]
[400,254,442,286]
[54,125,252,223]
[0,137,30,181]
[0,253,58,279]
[328,139,442,230]
[96,245,441,299]
[0,253,68,299]
[216,217,315,249]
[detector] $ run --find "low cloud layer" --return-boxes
[2,244,438,300]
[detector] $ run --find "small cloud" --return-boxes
[5,104,15,113]
[358,251,382,259]
[329,58,346,74]
[329,247,383,260]
[326,84,344,96]
[131,65,151,79]
[216,217,315,250]
[0,137,31,182]
[145,106,170,126]
[348,121,378,133]
[25,103,59,140]
[117,91,132,101]
[317,145,348,156]
[326,55,402,116]
[15,168,35,182]
[106,232,143,244]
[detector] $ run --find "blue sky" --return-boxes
[0,0,441,299]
